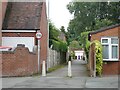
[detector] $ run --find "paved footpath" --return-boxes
[47,60,88,77]
[2,60,119,88]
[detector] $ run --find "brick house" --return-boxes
[1,2,48,76]
[89,24,120,75]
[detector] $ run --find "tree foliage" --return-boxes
[49,21,59,47]
[60,26,66,34]
[69,40,81,50]
[67,2,120,40]
[49,21,68,52]
[79,32,90,59]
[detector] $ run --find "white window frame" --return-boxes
[101,37,119,61]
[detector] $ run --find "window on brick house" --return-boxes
[101,37,119,61]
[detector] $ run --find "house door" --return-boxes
[78,56,80,60]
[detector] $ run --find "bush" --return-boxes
[80,31,90,60]
[52,39,68,64]
[71,51,75,59]
[92,40,103,76]
[52,40,60,52]
[52,40,68,52]
[85,40,90,60]
[59,41,68,52]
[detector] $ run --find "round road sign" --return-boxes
[36,32,42,39]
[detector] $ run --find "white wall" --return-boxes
[2,37,35,52]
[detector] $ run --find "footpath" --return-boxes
[2,60,118,88]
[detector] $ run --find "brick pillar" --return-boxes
[40,2,48,73]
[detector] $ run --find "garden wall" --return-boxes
[2,45,38,77]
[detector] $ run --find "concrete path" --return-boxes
[2,76,118,88]
[47,60,88,77]
[2,60,118,88]
[71,60,88,77]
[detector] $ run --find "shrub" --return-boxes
[92,40,103,76]
[80,31,90,60]
[52,40,60,52]
[70,51,75,59]
[52,39,68,52]
[59,41,68,52]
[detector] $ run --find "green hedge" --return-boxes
[92,40,103,76]
[52,40,60,52]
[52,40,68,52]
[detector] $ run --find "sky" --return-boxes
[48,0,73,31]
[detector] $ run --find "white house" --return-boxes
[74,50,84,60]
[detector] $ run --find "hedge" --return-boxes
[92,40,103,76]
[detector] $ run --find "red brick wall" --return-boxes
[40,2,48,64]
[2,2,8,22]
[2,46,38,76]
[91,27,118,41]
[0,1,8,76]
[88,43,95,76]
[2,32,36,37]
[102,62,120,75]
[90,26,120,75]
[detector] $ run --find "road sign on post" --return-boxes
[36,32,42,40]
[36,32,42,73]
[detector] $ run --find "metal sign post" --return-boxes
[36,32,42,73]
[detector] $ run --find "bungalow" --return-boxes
[89,24,120,75]
[1,2,48,74]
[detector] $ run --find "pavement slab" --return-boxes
[2,60,119,89]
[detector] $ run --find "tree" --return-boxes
[60,26,66,34]
[79,32,90,59]
[49,21,68,64]
[69,40,81,50]
[93,19,113,30]
[67,2,120,41]
[49,21,59,47]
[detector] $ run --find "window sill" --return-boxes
[103,59,119,61]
